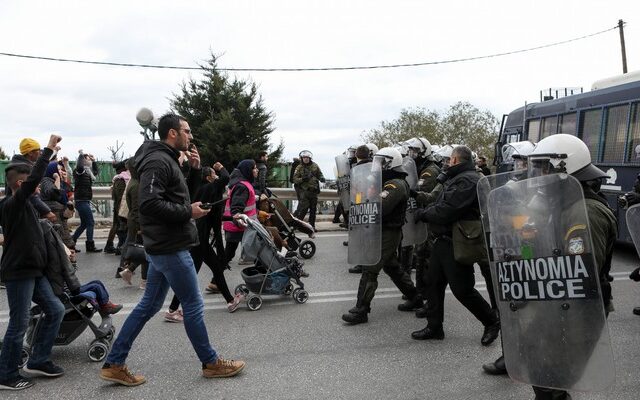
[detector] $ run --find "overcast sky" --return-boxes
[1,0,639,177]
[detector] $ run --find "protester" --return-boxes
[0,134,66,391]
[39,161,76,249]
[104,161,129,254]
[100,113,244,387]
[72,151,101,252]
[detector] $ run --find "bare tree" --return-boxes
[107,140,125,162]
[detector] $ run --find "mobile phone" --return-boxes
[200,203,214,210]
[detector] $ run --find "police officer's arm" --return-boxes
[315,164,326,183]
[381,181,406,217]
[421,177,477,224]
[419,168,438,193]
[138,160,192,223]
[416,182,443,207]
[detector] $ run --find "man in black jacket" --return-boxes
[0,135,66,390]
[100,113,244,387]
[411,145,500,345]
[253,151,269,196]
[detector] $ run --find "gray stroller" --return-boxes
[234,215,308,311]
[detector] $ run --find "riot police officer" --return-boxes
[293,150,325,230]
[342,147,422,324]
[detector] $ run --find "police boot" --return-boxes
[482,354,507,375]
[398,295,423,312]
[86,240,102,253]
[348,279,371,314]
[348,264,363,273]
[341,307,368,324]
[411,324,444,340]
[103,241,116,254]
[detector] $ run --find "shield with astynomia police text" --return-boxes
[348,162,381,265]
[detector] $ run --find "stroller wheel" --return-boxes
[298,240,316,259]
[293,288,309,304]
[234,284,250,296]
[283,283,294,296]
[246,295,263,311]
[88,339,109,362]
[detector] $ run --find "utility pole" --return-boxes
[619,19,628,74]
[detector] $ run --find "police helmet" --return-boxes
[502,141,536,171]
[528,134,607,181]
[373,147,404,171]
[406,137,432,159]
[299,150,313,159]
[392,142,409,157]
[346,145,357,159]
[366,143,379,158]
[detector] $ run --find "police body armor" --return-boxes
[480,173,614,392]
[348,162,381,265]
[335,154,352,210]
[401,157,427,246]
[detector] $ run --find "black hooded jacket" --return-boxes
[418,160,480,236]
[134,140,202,255]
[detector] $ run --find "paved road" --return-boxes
[1,231,640,399]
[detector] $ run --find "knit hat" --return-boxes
[19,138,41,155]
[237,159,256,183]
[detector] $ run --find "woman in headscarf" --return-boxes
[39,161,75,249]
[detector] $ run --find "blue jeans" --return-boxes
[72,200,94,242]
[78,280,109,306]
[0,277,65,381]
[106,250,218,365]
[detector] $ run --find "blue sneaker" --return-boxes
[22,361,64,378]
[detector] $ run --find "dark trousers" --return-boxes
[478,260,497,310]
[424,237,494,328]
[294,192,318,227]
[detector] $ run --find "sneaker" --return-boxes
[202,358,245,378]
[119,269,133,285]
[164,309,184,323]
[205,283,220,294]
[100,363,146,386]
[100,301,123,316]
[227,294,244,313]
[0,376,34,390]
[22,361,65,378]
[138,279,146,290]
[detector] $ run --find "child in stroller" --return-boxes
[234,215,309,311]
[257,197,317,259]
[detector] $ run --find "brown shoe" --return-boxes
[202,358,245,378]
[100,364,146,386]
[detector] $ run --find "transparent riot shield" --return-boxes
[626,203,640,258]
[335,154,351,210]
[348,162,381,265]
[484,173,614,392]
[401,157,427,245]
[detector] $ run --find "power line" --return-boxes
[0,25,621,72]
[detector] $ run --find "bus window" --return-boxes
[559,113,577,135]
[540,116,558,139]
[602,104,629,163]
[578,109,602,162]
[527,119,541,142]
[627,103,640,162]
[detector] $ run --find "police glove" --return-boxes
[436,173,448,185]
[414,208,428,223]
[617,194,629,209]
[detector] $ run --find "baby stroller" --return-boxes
[24,292,116,363]
[258,197,317,259]
[234,215,309,311]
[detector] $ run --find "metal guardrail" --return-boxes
[91,186,339,201]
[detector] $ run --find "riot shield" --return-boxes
[626,203,640,258]
[335,154,351,210]
[401,157,427,245]
[484,173,614,392]
[348,163,381,265]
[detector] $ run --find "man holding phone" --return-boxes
[100,113,245,386]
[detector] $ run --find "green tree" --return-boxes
[0,146,7,160]
[361,102,498,158]
[440,102,499,159]
[171,54,284,183]
[361,107,441,148]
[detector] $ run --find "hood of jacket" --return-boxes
[134,140,180,174]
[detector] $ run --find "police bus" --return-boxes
[494,70,640,243]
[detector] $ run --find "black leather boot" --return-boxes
[86,240,103,253]
[411,325,444,340]
[103,242,116,254]
[398,295,423,311]
[348,264,363,273]
[482,355,507,375]
[342,307,368,324]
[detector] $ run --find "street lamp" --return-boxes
[136,107,158,141]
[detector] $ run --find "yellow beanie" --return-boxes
[19,138,41,155]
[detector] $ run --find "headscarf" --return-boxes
[236,159,256,183]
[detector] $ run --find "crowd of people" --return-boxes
[1,114,639,398]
